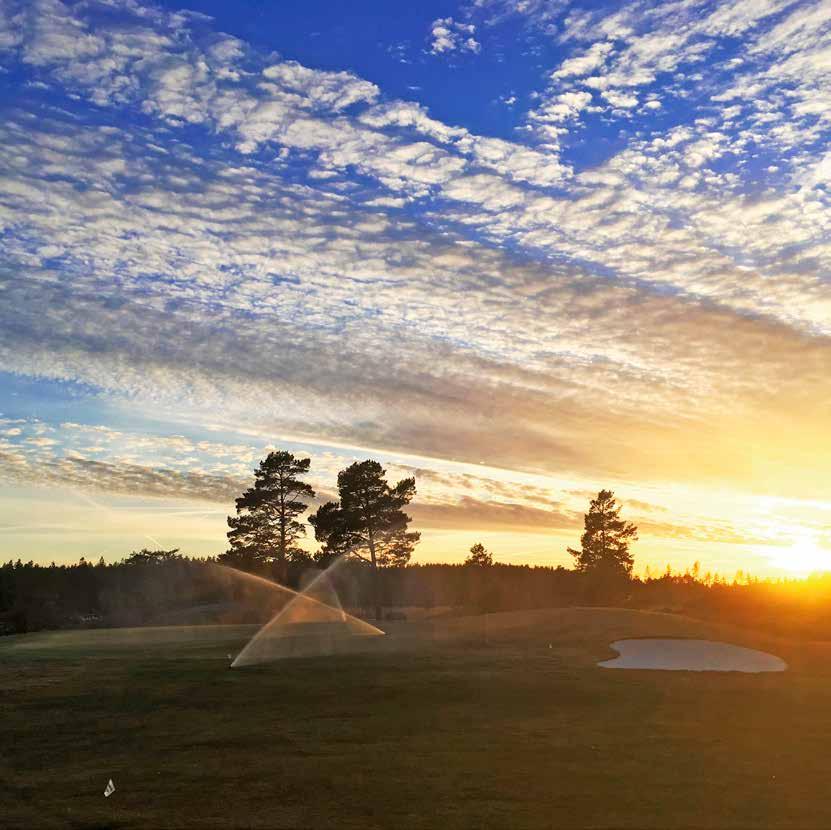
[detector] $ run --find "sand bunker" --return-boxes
[599,639,787,672]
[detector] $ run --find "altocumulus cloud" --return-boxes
[0,0,829,565]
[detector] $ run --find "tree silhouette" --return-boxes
[464,542,493,567]
[222,451,315,583]
[122,548,181,566]
[568,490,637,578]
[309,460,419,619]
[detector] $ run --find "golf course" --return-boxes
[3,607,830,829]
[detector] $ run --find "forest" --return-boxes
[4,553,831,641]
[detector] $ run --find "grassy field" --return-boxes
[3,608,831,829]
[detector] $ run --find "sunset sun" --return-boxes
[771,537,831,576]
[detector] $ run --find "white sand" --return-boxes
[599,639,787,673]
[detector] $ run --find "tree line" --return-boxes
[5,552,831,640]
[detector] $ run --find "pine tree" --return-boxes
[464,542,493,566]
[222,451,315,583]
[568,489,637,577]
[309,460,419,619]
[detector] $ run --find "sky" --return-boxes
[0,0,830,576]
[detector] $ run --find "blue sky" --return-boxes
[149,0,557,138]
[1,0,830,574]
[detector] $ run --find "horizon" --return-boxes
[10,546,831,586]
[1,0,830,578]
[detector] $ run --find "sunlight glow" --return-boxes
[769,537,831,576]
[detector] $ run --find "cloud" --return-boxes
[0,449,246,503]
[551,40,614,80]
[471,0,569,29]
[713,1,831,153]
[413,495,577,532]
[524,0,798,142]
[429,17,481,55]
[602,89,638,108]
[261,61,379,110]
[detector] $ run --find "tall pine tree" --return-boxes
[568,489,637,577]
[222,451,315,583]
[309,460,419,620]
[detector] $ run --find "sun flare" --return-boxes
[770,537,831,576]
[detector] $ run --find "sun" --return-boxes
[770,537,831,576]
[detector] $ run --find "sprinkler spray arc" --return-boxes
[216,557,385,667]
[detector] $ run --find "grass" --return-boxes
[2,608,831,829]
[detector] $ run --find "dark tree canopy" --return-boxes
[122,548,181,566]
[221,451,315,582]
[568,490,637,577]
[309,460,419,618]
[464,542,494,567]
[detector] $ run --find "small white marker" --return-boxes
[104,779,115,798]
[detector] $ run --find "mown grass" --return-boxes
[2,608,830,829]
